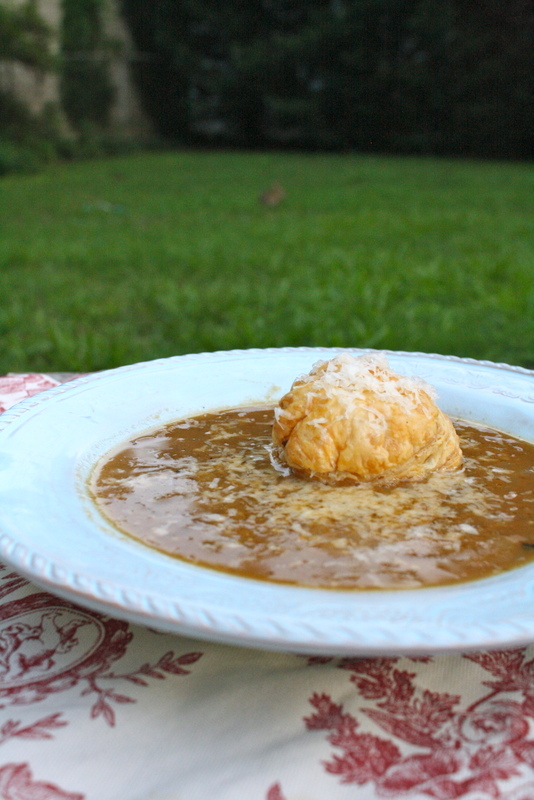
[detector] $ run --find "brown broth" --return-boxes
[90,407,534,589]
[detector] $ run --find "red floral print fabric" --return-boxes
[1,374,534,800]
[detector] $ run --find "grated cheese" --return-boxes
[295,352,436,409]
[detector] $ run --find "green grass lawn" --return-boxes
[1,149,533,373]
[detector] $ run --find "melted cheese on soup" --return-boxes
[90,407,534,590]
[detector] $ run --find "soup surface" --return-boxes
[90,407,534,589]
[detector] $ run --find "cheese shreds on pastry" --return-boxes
[272,352,463,485]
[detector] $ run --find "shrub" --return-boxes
[0,140,41,175]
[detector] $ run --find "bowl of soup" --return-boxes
[0,348,533,655]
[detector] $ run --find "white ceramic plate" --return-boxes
[0,348,534,656]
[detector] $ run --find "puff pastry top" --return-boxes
[272,352,463,485]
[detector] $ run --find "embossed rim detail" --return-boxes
[0,347,533,656]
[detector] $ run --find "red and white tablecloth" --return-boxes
[1,374,534,800]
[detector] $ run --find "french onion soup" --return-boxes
[90,354,534,590]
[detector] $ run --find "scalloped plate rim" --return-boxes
[0,347,534,656]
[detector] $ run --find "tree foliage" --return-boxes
[121,0,533,159]
[0,0,54,69]
[60,0,115,126]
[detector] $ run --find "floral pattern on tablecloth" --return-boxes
[0,374,60,414]
[0,563,204,799]
[300,652,534,798]
[1,374,534,800]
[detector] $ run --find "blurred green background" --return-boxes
[1,150,533,372]
[1,1,532,373]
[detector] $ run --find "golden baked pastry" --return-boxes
[272,352,463,485]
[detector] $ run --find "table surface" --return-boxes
[1,373,534,800]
